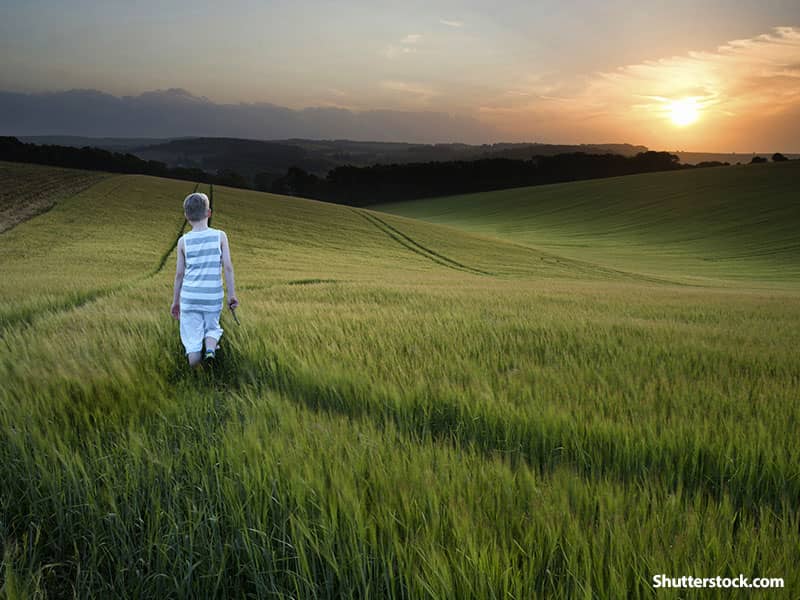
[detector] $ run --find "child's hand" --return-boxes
[228,296,239,310]
[170,302,180,320]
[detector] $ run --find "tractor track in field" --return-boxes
[0,182,200,336]
[508,240,700,286]
[354,209,494,276]
[154,216,188,275]
[359,207,687,285]
[482,236,690,285]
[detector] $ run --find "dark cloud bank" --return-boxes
[0,88,496,143]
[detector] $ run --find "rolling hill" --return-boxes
[0,160,631,330]
[1,161,798,597]
[378,160,800,284]
[0,161,108,233]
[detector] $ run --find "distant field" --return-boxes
[0,161,108,233]
[378,161,800,284]
[1,162,798,598]
[0,170,199,329]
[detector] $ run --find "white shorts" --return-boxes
[179,310,224,354]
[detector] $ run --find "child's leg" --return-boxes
[203,311,224,354]
[180,311,204,367]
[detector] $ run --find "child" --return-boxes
[171,192,239,367]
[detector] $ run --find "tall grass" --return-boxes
[378,160,800,283]
[0,161,108,234]
[1,165,798,597]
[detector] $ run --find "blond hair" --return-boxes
[183,192,209,222]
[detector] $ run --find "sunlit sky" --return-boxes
[1,0,799,150]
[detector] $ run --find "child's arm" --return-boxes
[171,238,185,320]
[220,231,239,309]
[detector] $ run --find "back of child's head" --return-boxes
[183,193,209,222]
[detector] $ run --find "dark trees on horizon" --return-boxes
[271,151,693,206]
[4,136,787,209]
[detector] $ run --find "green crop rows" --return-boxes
[1,161,798,598]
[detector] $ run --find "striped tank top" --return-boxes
[180,228,224,312]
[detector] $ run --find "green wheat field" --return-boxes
[1,159,798,598]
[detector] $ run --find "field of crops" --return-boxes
[379,161,800,284]
[0,162,108,234]
[1,162,798,598]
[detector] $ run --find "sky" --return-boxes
[1,0,799,150]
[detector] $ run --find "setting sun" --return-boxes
[669,98,699,127]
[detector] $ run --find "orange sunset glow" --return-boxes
[478,27,800,151]
[2,4,799,151]
[669,99,700,127]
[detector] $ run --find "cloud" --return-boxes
[439,19,464,28]
[0,87,494,143]
[590,26,800,134]
[382,45,417,59]
[380,80,439,101]
[483,26,800,150]
[383,34,423,59]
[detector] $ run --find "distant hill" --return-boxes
[673,151,800,165]
[379,160,800,283]
[0,136,249,189]
[19,136,171,151]
[126,138,652,190]
[15,136,649,186]
[272,151,691,206]
[274,139,649,163]
[131,138,649,173]
[4,135,761,206]
[130,138,333,188]
[0,161,107,233]
[16,135,798,171]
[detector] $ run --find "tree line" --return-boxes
[751,153,789,164]
[272,151,696,206]
[0,136,249,188]
[2,136,790,207]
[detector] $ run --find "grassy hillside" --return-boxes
[0,172,199,329]
[378,161,800,284]
[0,161,108,233]
[1,163,798,597]
[0,167,621,332]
